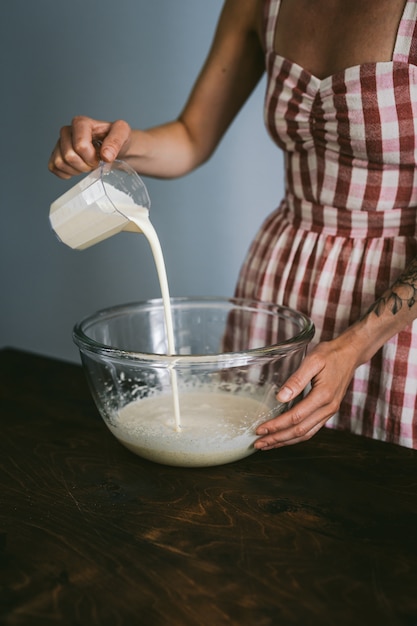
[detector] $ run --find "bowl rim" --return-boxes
[72,296,315,365]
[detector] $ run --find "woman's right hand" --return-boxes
[48,115,132,179]
[48,0,266,181]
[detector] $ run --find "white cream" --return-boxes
[109,389,271,467]
[116,202,182,432]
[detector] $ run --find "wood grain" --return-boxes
[1,348,417,626]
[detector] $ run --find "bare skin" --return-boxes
[48,0,417,449]
[274,0,407,79]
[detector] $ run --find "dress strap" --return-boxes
[393,0,417,63]
[264,0,281,53]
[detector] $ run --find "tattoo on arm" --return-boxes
[365,258,417,318]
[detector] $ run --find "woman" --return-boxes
[49,0,417,450]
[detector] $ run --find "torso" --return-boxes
[270,0,407,79]
[236,0,417,447]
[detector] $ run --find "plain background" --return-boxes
[1,0,283,363]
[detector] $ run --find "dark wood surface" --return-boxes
[1,347,417,626]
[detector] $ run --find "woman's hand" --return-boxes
[254,255,417,450]
[48,1,265,181]
[48,116,132,179]
[254,333,361,449]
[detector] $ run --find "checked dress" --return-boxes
[235,0,417,447]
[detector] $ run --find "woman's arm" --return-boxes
[255,256,417,449]
[48,0,265,180]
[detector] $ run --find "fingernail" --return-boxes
[256,427,268,435]
[277,386,292,402]
[102,148,115,161]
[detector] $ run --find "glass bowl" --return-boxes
[73,297,314,467]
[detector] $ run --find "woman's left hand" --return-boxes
[254,334,361,449]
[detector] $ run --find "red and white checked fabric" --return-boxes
[235,0,417,447]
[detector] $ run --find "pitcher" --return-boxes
[49,160,151,250]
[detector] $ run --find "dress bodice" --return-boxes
[263,0,417,213]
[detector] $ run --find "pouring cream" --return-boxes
[114,200,182,432]
[51,161,276,466]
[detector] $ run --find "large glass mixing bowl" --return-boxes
[73,297,315,467]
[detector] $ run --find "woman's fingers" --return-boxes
[254,338,358,450]
[99,119,132,162]
[49,124,96,178]
[48,116,132,179]
[254,392,335,449]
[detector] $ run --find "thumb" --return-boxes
[100,119,132,163]
[276,353,322,402]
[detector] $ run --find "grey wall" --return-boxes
[1,0,282,363]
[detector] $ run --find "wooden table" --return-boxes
[1,348,417,626]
